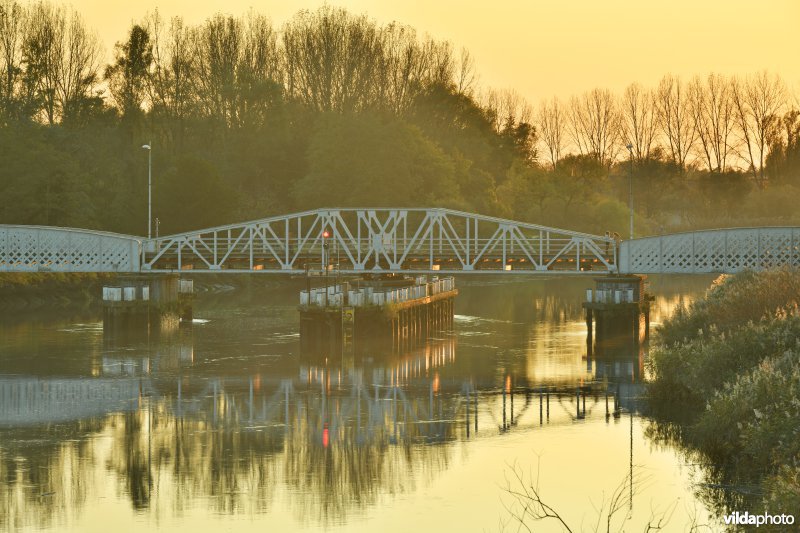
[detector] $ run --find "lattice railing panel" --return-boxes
[628,237,660,273]
[621,228,800,274]
[759,232,793,269]
[0,226,141,272]
[660,233,694,273]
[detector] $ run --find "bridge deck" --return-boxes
[3,212,798,275]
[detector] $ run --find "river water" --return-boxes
[0,275,720,532]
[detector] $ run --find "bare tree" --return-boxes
[655,74,695,172]
[19,2,99,125]
[0,0,25,121]
[420,36,455,89]
[191,14,243,126]
[235,11,281,127]
[377,23,428,114]
[731,71,787,188]
[283,7,384,112]
[620,82,657,162]
[454,46,476,95]
[21,1,64,124]
[537,97,566,170]
[483,88,532,133]
[56,9,101,123]
[147,12,193,133]
[568,88,620,166]
[689,73,735,172]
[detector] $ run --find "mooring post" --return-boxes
[586,307,593,357]
[582,387,586,416]
[466,389,470,438]
[539,388,543,425]
[546,388,550,419]
[502,386,507,430]
[510,384,514,425]
[474,390,478,432]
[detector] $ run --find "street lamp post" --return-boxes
[142,142,152,239]
[626,143,634,240]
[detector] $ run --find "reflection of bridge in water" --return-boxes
[1,344,644,443]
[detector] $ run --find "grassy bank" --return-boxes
[0,273,115,311]
[647,270,800,518]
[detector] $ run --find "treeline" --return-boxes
[1,1,799,236]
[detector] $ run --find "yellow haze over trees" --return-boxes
[1,1,799,236]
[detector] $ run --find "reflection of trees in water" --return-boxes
[643,419,754,518]
[282,387,457,526]
[0,420,102,531]
[105,403,283,516]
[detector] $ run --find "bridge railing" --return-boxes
[620,227,800,274]
[0,225,141,273]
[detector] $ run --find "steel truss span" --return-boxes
[142,208,617,274]
[620,227,800,274]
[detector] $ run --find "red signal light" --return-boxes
[322,230,331,239]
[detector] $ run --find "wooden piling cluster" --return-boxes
[389,294,454,348]
[299,276,458,355]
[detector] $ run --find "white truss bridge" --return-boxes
[1,209,799,275]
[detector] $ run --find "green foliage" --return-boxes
[650,316,800,417]
[293,112,459,208]
[693,346,800,470]
[156,156,237,234]
[656,270,800,347]
[649,270,800,516]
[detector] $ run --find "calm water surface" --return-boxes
[1,276,719,532]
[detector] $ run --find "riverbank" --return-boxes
[0,273,114,312]
[647,269,800,521]
[0,272,296,313]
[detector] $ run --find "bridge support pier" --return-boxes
[102,275,193,335]
[583,275,650,370]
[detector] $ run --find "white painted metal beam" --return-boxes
[140,208,617,274]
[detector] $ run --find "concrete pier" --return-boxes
[583,275,650,357]
[102,275,193,333]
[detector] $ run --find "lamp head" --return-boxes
[142,144,151,150]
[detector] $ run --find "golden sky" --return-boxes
[73,0,800,103]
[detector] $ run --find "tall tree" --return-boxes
[146,12,192,147]
[732,71,787,188]
[689,73,735,172]
[0,0,25,122]
[568,88,620,166]
[21,1,63,124]
[379,23,429,114]
[537,97,565,170]
[20,2,99,125]
[56,8,100,124]
[283,7,384,113]
[105,24,152,120]
[655,74,695,172]
[620,82,657,162]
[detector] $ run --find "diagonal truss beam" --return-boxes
[141,208,617,274]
